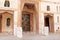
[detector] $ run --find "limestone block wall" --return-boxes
[14,10,22,38]
[39,1,60,33]
[41,0,60,2]
[39,13,44,34]
[54,13,60,32]
[0,0,19,10]
[40,2,57,13]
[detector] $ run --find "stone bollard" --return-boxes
[17,27,22,38]
[14,26,22,38]
[44,27,49,35]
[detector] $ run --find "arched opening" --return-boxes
[2,12,13,33]
[45,16,50,32]
[0,11,14,35]
[4,0,10,7]
[7,18,10,27]
[22,3,37,33]
[44,14,54,33]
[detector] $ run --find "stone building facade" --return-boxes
[0,0,60,38]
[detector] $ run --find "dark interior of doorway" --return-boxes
[45,16,50,32]
[45,17,49,26]
[22,14,30,32]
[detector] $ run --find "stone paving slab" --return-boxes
[0,33,60,40]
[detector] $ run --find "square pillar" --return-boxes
[14,11,18,36]
[39,13,44,34]
[14,10,22,38]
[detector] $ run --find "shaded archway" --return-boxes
[22,3,38,33]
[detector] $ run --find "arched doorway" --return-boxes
[44,14,54,33]
[0,11,14,34]
[2,12,13,33]
[45,16,50,32]
[22,3,37,33]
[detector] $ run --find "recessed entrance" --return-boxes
[22,14,30,32]
[22,3,36,32]
[44,14,54,33]
[22,12,33,32]
[22,3,38,34]
[45,16,50,31]
[0,11,14,34]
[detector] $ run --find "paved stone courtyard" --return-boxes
[0,32,60,40]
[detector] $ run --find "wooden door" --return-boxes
[22,14,30,31]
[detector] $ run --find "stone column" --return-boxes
[14,10,22,38]
[14,10,18,36]
[36,2,44,34]
[16,1,24,38]
[14,0,23,38]
[34,3,39,34]
[17,10,22,38]
[39,12,44,34]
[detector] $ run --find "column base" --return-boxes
[14,25,22,38]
